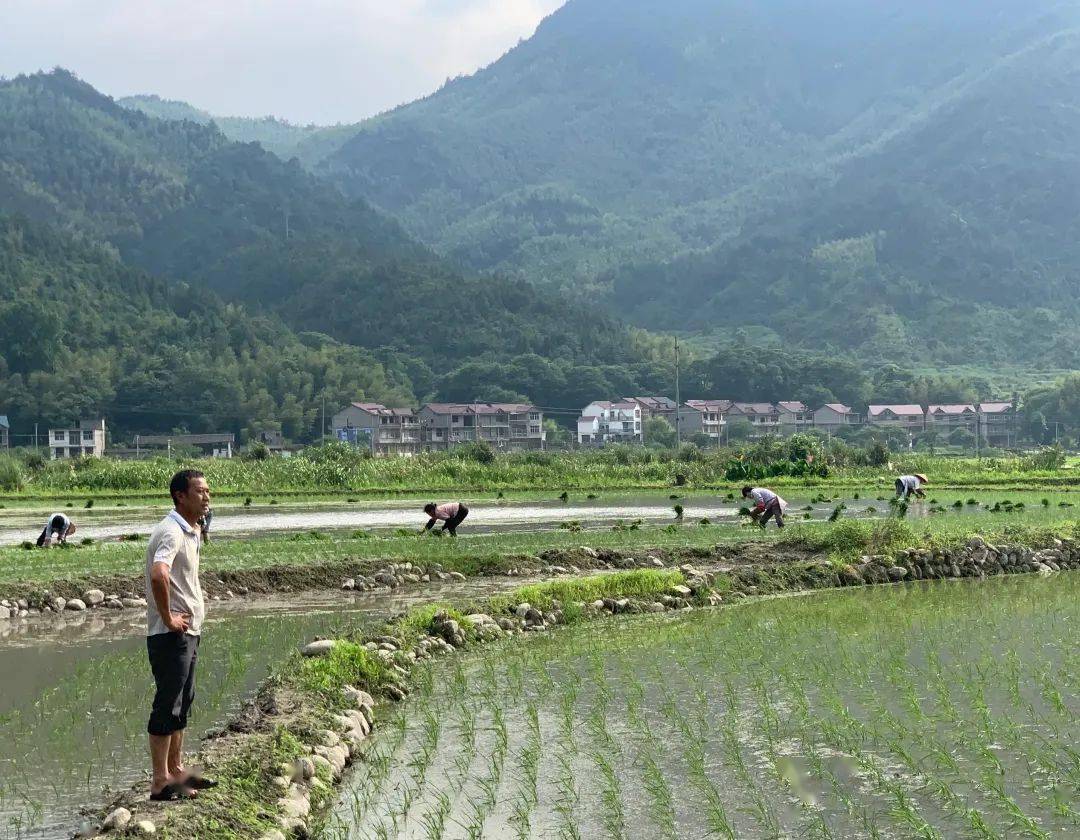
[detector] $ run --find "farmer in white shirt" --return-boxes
[36,512,76,547]
[895,473,928,501]
[742,485,787,529]
[144,469,216,800]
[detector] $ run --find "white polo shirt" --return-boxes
[144,510,205,637]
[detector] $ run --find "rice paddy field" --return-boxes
[327,572,1080,840]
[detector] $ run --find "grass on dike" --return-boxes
[165,569,685,839]
[5,503,1080,589]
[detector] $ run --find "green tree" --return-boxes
[643,416,676,448]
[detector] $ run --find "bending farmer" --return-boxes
[895,473,928,501]
[422,502,469,535]
[742,486,786,529]
[36,513,76,547]
[145,469,216,801]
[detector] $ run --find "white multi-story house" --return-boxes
[49,418,106,459]
[680,400,731,443]
[812,403,861,431]
[333,403,423,456]
[577,401,642,445]
[867,405,925,432]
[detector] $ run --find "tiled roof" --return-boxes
[928,404,976,415]
[979,402,1013,413]
[623,396,676,410]
[820,403,852,414]
[423,403,536,415]
[731,402,777,414]
[777,401,808,412]
[684,400,733,411]
[868,404,924,416]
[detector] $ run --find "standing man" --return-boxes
[421,501,469,535]
[36,512,76,547]
[741,485,787,529]
[145,469,215,800]
[895,473,928,501]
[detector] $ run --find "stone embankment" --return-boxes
[82,535,1078,838]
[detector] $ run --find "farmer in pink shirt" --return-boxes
[421,501,470,535]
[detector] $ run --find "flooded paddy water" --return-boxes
[2,489,1077,547]
[0,578,532,839]
[329,572,1080,840]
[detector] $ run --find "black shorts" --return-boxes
[147,632,200,736]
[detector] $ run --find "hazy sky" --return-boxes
[0,0,565,124]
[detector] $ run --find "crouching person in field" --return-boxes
[421,501,469,535]
[742,485,787,529]
[145,469,216,800]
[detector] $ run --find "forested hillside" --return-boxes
[118,94,352,167]
[0,70,670,437]
[320,0,1080,365]
[0,215,412,438]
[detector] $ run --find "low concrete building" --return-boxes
[926,405,978,437]
[577,401,642,445]
[681,400,731,443]
[867,405,925,432]
[727,403,781,437]
[49,418,106,459]
[333,403,423,456]
[420,403,543,451]
[133,433,235,458]
[777,401,814,434]
[0,415,8,449]
[978,402,1017,447]
[813,403,861,431]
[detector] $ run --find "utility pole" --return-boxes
[674,337,682,448]
[34,423,38,450]
[321,397,326,445]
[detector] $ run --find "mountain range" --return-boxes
[4,0,1080,437]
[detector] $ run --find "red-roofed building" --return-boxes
[813,403,862,430]
[420,403,544,451]
[332,403,422,455]
[867,405,925,431]
[926,404,978,436]
[680,400,732,443]
[777,401,814,433]
[727,402,781,437]
[978,401,1017,447]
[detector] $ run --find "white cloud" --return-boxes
[0,0,565,123]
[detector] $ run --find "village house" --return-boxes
[777,401,814,434]
[0,415,8,449]
[622,396,678,424]
[332,403,423,456]
[420,403,544,451]
[49,418,106,459]
[866,405,925,432]
[727,402,781,437]
[680,400,731,443]
[978,402,1017,448]
[577,401,642,445]
[812,403,861,431]
[925,404,978,438]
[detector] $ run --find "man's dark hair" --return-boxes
[741,485,753,497]
[423,503,437,514]
[50,514,66,531]
[170,469,206,505]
